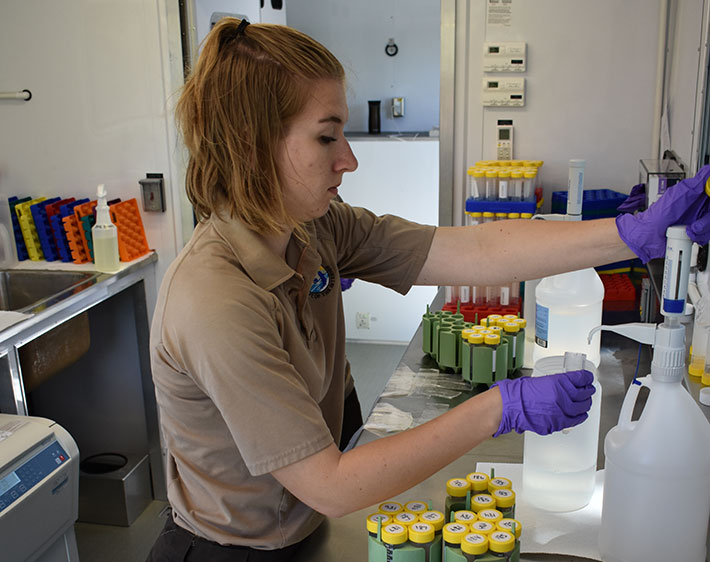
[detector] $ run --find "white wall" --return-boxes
[452,0,663,220]
[340,139,439,343]
[0,0,185,290]
[287,0,440,134]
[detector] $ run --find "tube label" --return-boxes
[535,303,549,348]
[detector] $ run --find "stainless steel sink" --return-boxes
[0,270,99,312]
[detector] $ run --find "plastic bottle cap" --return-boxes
[394,512,418,526]
[700,387,710,406]
[523,171,536,179]
[521,213,533,219]
[497,518,522,538]
[381,523,408,545]
[508,213,520,219]
[470,520,496,535]
[488,477,512,492]
[446,478,471,497]
[488,530,516,553]
[488,314,502,322]
[366,513,391,534]
[483,212,495,217]
[466,471,490,492]
[378,502,403,515]
[471,493,496,511]
[461,533,489,555]
[492,488,516,508]
[477,509,504,524]
[454,510,478,523]
[515,318,528,328]
[689,362,704,377]
[486,170,498,178]
[488,325,503,333]
[495,213,507,218]
[472,212,483,217]
[470,169,485,178]
[442,522,469,544]
[420,510,445,531]
[461,329,476,340]
[484,334,501,346]
[511,170,523,178]
[468,333,484,345]
[503,314,519,320]
[498,170,511,178]
[408,522,435,544]
[503,322,520,333]
[533,160,544,167]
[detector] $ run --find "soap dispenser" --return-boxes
[91,184,120,273]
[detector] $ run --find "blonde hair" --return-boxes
[176,18,345,234]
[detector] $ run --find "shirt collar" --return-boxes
[209,210,320,292]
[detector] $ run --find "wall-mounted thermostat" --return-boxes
[483,42,527,72]
[482,77,525,107]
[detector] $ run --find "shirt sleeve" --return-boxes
[320,202,437,295]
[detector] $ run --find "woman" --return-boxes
[147,17,710,561]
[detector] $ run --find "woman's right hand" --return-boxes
[491,370,595,437]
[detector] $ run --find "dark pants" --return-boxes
[146,516,304,562]
[147,389,364,561]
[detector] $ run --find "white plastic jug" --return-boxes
[533,268,604,367]
[522,353,601,512]
[599,375,710,562]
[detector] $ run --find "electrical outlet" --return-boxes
[356,312,370,329]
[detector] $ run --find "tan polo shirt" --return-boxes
[150,201,436,549]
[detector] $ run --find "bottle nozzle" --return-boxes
[97,184,107,199]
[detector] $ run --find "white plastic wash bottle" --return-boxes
[92,184,120,273]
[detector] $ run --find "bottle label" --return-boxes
[535,303,549,348]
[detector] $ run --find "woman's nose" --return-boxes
[336,141,358,173]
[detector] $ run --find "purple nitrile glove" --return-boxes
[616,165,710,263]
[340,278,354,291]
[616,183,646,213]
[491,370,595,437]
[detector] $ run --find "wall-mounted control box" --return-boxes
[139,173,166,212]
[482,77,525,107]
[483,42,527,72]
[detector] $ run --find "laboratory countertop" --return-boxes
[345,131,438,141]
[0,252,157,345]
[293,292,710,562]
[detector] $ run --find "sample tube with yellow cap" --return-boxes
[366,513,392,537]
[404,501,428,516]
[497,518,522,539]
[485,170,498,200]
[442,522,469,549]
[445,478,472,516]
[470,493,497,513]
[488,476,512,494]
[394,511,419,527]
[378,501,404,516]
[453,510,478,525]
[408,522,437,562]
[468,168,485,200]
[476,508,503,526]
[492,488,517,517]
[488,530,516,558]
[381,523,408,557]
[523,170,536,202]
[460,533,489,560]
[511,170,523,201]
[502,322,523,373]
[420,510,445,535]
[498,169,510,200]
[470,520,496,536]
[466,472,490,494]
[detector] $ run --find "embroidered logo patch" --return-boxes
[309,265,334,298]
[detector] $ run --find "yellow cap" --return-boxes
[461,329,476,341]
[503,314,519,320]
[522,160,535,167]
[471,493,496,512]
[503,322,520,334]
[466,472,490,492]
[488,325,503,334]
[454,510,478,524]
[511,170,523,178]
[498,169,511,178]
[366,513,392,535]
[521,213,533,219]
[461,533,489,555]
[702,370,710,386]
[488,530,516,553]
[488,477,512,493]
[446,478,471,497]
[492,488,516,509]
[497,518,523,538]
[381,523,408,545]
[420,510,445,531]
[486,170,498,178]
[378,501,403,515]
[487,314,502,323]
[468,333,484,345]
[495,212,507,219]
[477,509,504,524]
[523,170,536,179]
[404,501,428,514]
[508,213,520,219]
[470,520,496,535]
[394,512,419,527]
[484,334,501,346]
[472,212,483,218]
[408,522,435,544]
[689,361,704,377]
[483,212,495,218]
[706,177,710,197]
[532,160,544,167]
[442,522,469,545]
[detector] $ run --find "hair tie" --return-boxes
[236,19,250,36]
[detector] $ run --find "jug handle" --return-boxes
[617,376,652,429]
